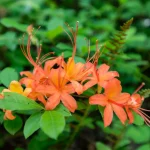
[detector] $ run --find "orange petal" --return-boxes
[66,57,75,76]
[23,88,32,96]
[20,71,33,77]
[36,85,56,95]
[9,81,23,94]
[112,104,127,124]
[89,94,108,106]
[98,64,110,74]
[37,95,47,105]
[115,93,130,103]
[126,107,134,124]
[61,92,77,113]
[44,56,63,74]
[131,94,143,104]
[71,80,83,95]
[83,80,97,91]
[100,71,119,82]
[105,78,122,99]
[104,104,113,127]
[4,110,16,120]
[45,93,61,110]
[63,84,75,94]
[19,78,33,87]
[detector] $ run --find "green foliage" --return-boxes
[4,115,23,135]
[0,67,18,87]
[104,18,133,58]
[54,104,71,117]
[133,111,144,126]
[23,112,42,139]
[40,111,65,139]
[96,142,111,150]
[0,0,150,149]
[0,92,43,110]
[139,89,150,98]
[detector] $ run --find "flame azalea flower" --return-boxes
[63,57,91,95]
[36,67,77,112]
[84,64,119,92]
[124,83,150,126]
[20,29,64,105]
[1,81,31,120]
[89,78,130,127]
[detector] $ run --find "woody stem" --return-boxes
[64,104,91,150]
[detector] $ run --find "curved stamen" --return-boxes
[139,108,150,112]
[134,109,150,126]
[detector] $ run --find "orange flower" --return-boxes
[124,83,150,126]
[36,67,77,112]
[84,64,119,91]
[63,57,91,94]
[1,81,31,120]
[89,78,130,127]
[20,57,64,104]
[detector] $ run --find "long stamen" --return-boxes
[39,52,54,64]
[63,27,74,46]
[133,82,145,94]
[36,44,42,63]
[134,109,150,126]
[139,108,150,112]
[85,39,91,62]
[138,109,150,119]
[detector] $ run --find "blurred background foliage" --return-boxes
[0,0,150,150]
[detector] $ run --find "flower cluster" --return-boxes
[1,23,149,127]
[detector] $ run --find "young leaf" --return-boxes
[0,67,18,87]
[40,111,65,139]
[24,112,42,139]
[0,92,43,111]
[4,115,23,135]
[103,18,133,61]
[139,89,150,98]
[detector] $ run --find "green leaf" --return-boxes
[77,101,87,110]
[98,106,104,118]
[133,111,144,126]
[24,112,42,139]
[4,115,23,135]
[96,142,111,150]
[0,18,28,32]
[125,126,150,143]
[115,139,130,149]
[74,56,86,63]
[0,92,43,111]
[0,67,19,87]
[46,26,63,40]
[137,144,150,150]
[0,86,5,93]
[54,104,71,117]
[40,111,65,139]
